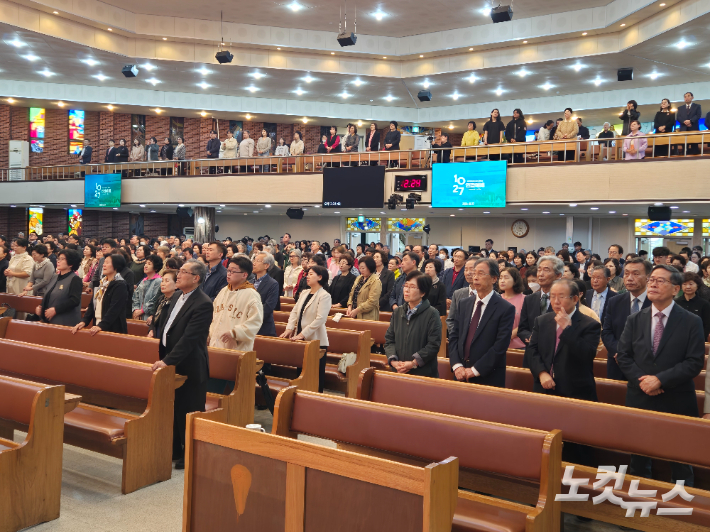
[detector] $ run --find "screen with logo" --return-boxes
[431,161,507,208]
[85,173,122,208]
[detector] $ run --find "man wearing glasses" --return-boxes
[601,257,653,380]
[616,264,705,486]
[152,259,213,470]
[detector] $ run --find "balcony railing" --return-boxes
[0,131,706,182]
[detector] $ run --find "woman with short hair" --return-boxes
[676,272,710,340]
[423,258,447,316]
[73,253,129,335]
[621,99,640,136]
[21,243,54,297]
[284,249,303,298]
[328,254,357,308]
[132,254,163,321]
[603,258,625,293]
[553,107,579,161]
[347,256,382,320]
[37,249,84,327]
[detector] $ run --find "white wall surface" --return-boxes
[215,213,343,244]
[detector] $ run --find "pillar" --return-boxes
[193,207,216,243]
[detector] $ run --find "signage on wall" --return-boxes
[29,108,45,153]
[69,109,85,154]
[85,173,122,208]
[394,174,428,192]
[29,207,43,236]
[431,161,507,208]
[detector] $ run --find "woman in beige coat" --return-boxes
[220,130,238,159]
[553,107,579,162]
[347,256,382,321]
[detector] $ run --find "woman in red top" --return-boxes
[325,126,341,168]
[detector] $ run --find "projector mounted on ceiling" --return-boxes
[337,1,357,47]
[215,11,233,63]
[122,65,139,78]
[491,5,514,23]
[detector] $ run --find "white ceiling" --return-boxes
[95,0,614,38]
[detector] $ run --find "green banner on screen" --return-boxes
[85,173,122,208]
[432,161,507,208]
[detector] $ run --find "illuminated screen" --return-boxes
[432,161,507,208]
[68,209,83,236]
[29,107,45,153]
[69,110,85,154]
[634,219,694,237]
[85,173,122,208]
[29,208,44,236]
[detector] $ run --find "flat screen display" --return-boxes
[322,166,385,209]
[85,173,122,208]
[431,161,507,208]
[68,209,83,236]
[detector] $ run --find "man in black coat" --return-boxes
[104,139,117,162]
[601,258,652,380]
[529,279,601,401]
[585,265,618,325]
[616,264,705,485]
[206,130,220,174]
[517,256,562,367]
[253,252,279,336]
[449,258,515,388]
[78,139,92,164]
[152,260,213,469]
[676,92,702,154]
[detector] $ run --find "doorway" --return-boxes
[347,232,381,251]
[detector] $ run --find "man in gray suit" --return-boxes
[446,257,476,335]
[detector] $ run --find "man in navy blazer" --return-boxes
[253,252,279,336]
[440,248,469,304]
[676,92,702,154]
[78,139,92,164]
[585,265,619,325]
[616,264,705,485]
[517,256,563,367]
[601,258,652,380]
[449,258,515,388]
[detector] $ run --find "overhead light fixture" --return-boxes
[420,54,424,58]
[39,69,55,77]
[670,206,679,209]
[288,1,302,11]
[521,208,528,211]
[245,114,252,119]
[660,2,666,5]
[145,78,161,85]
[7,39,26,48]
[469,47,474,51]
[422,80,431,89]
[683,210,690,213]
[559,213,565,216]
[609,211,616,214]
[522,40,528,44]
[582,32,588,36]
[542,211,550,214]
[620,23,625,27]
[468,74,476,83]
[495,88,504,96]
[93,74,109,81]
[357,121,363,127]
[162,37,167,41]
[295,89,305,95]
[6,98,15,104]
[382,56,387,59]
[251,72,265,79]
[246,86,257,92]
[385,95,394,102]
[303,75,314,83]
[654,202,663,206]
[302,117,309,123]
[590,207,599,210]
[479,7,492,16]
[107,28,112,31]
[353,78,363,86]
[154,108,163,114]
[200,111,207,117]
[647,72,661,80]
[516,68,530,77]
[340,92,349,99]
[139,204,146,208]
[483,211,490,214]
[593,78,602,86]
[53,11,59,14]
[374,10,385,20]
[572,63,585,71]
[277,47,281,50]
[82,59,100,66]
[452,93,459,100]
[526,118,533,124]
[196,67,211,76]
[107,104,114,110]
[198,82,210,89]
[142,63,156,71]
[448,125,454,130]
[22,54,40,62]
[331,52,335,55]
[265,204,271,208]
[569,203,577,207]
[541,82,554,90]
[57,101,65,107]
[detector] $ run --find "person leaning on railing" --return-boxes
[384,121,401,168]
[553,108,578,162]
[505,109,527,164]
[653,98,676,157]
[461,120,479,161]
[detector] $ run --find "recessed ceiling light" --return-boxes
[572,63,585,72]
[142,63,156,71]
[670,206,679,209]
[521,208,528,211]
[245,114,252,119]
[353,78,363,86]
[590,207,599,210]
[302,117,309,123]
[647,72,661,80]
[468,74,477,83]
[150,210,156,213]
[495,88,504,96]
[452,93,459,100]
[70,204,77,208]
[523,40,528,44]
[288,1,302,11]
[340,92,349,99]
[113,207,118,210]
[479,7,492,16]
[660,3,666,5]
[593,78,602,86]
[543,211,550,214]
[200,111,207,117]
[179,204,185,207]
[82,59,100,66]
[162,37,167,40]
[374,10,385,20]
[139,204,146,208]
[106,104,114,110]
[654,202,663,206]
[458,208,464,211]
[483,211,490,214]
[331,52,335,55]
[383,56,387,59]
[6,98,15,103]
[422,80,431,89]
[569,203,578,207]
[609,211,616,214]
[107,28,112,31]
[277,47,281,50]
[450,214,456,217]
[683,210,690,213]
[516,68,530,77]
[39,69,55,77]
[246,86,257,92]
[154,108,163,114]
[198,82,210,89]
[93,74,109,81]
[620,23,625,27]
[251,72,265,79]
[22,54,40,62]
[560,213,565,216]
[448,125,454,129]
[145,78,161,85]
[295,89,305,95]
[303,75,315,83]
[623,214,628,216]
[420,54,424,58]
[385,96,394,102]
[196,67,211,76]
[541,83,554,90]
[53,11,58,14]
[582,32,588,36]
[7,39,26,48]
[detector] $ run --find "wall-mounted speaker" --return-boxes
[286,208,304,220]
[617,68,633,81]
[648,206,671,221]
[417,90,432,102]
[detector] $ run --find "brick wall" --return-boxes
[43,208,68,237]
[0,105,9,169]
[0,207,29,238]
[303,125,321,154]
[143,213,169,237]
[277,123,294,146]
[145,115,170,146]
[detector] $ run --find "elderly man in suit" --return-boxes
[585,265,618,324]
[252,252,279,336]
[529,279,601,400]
[152,259,213,470]
[677,91,702,154]
[449,258,515,388]
[518,256,563,367]
[617,264,705,485]
[441,248,469,310]
[446,256,476,335]
[602,257,652,380]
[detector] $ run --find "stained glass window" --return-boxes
[634,219,694,237]
[387,218,426,232]
[346,217,381,231]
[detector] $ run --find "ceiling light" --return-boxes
[671,107,678,113]
[660,2,666,5]
[452,93,459,100]
[593,78,602,86]
[220,204,226,207]
[420,55,424,58]
[479,7,492,16]
[521,208,528,211]
[247,86,257,92]
[179,204,184,207]
[245,114,252,120]
[57,101,65,107]
[107,28,112,31]
[374,10,385,20]
[139,204,146,208]
[422,80,431,89]
[357,121,363,127]
[7,39,26,48]
[70,204,77,208]
[303,75,314,83]
[107,104,114,110]
[609,211,616,214]
[200,111,207,117]
[93,74,109,81]
[560,213,565,216]
[448,125,454,130]
[623,214,628,216]
[654,202,663,206]
[620,23,626,27]
[385,96,394,102]
[145,78,161,85]
[541,83,554,90]
[251,72,265,79]
[483,211,490,214]
[495,88,504,96]
[340,92,349,99]
[198,82,210,89]
[153,108,163,114]
[670,205,679,209]
[53,11,59,14]
[469,47,474,51]
[542,211,550,214]
[39,69,55,77]
[468,74,477,83]
[526,118,533,124]
[288,2,303,11]
[295,89,304,95]
[22,54,40,62]
[516,68,530,77]
[82,59,99,66]
[523,40,528,44]
[142,63,156,71]
[572,63,585,71]
[569,203,577,207]
[6,98,15,103]
[113,207,118,210]
[353,79,363,86]
[302,117,309,123]
[277,47,281,50]
[590,207,599,210]
[582,32,588,36]
[450,214,456,217]
[683,210,690,213]
[196,67,211,76]
[648,72,661,80]
[331,52,335,55]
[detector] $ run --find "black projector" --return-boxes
[215,50,234,64]
[286,208,304,220]
[417,90,432,102]
[491,5,513,23]
[122,65,139,78]
[337,32,357,47]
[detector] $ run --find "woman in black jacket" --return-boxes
[373,250,395,311]
[423,259,447,316]
[620,100,640,136]
[115,138,129,162]
[38,249,83,327]
[72,253,129,335]
[383,121,401,167]
[505,108,527,164]
[328,254,357,308]
[653,98,676,157]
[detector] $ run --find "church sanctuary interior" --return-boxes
[3,0,710,530]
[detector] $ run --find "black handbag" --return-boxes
[0,303,17,319]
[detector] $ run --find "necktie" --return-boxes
[551,327,564,378]
[592,294,600,316]
[652,313,665,356]
[554,326,563,353]
[464,301,484,362]
[540,293,549,314]
[631,298,640,314]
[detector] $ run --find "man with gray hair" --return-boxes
[253,252,279,336]
[518,256,563,367]
[151,259,213,470]
[585,265,618,324]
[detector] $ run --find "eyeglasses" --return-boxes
[647,277,673,286]
[177,269,196,277]
[471,271,489,278]
[227,269,244,275]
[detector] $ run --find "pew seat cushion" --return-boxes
[64,406,128,444]
[453,496,527,532]
[324,365,347,383]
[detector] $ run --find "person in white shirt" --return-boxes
[238,130,255,157]
[538,120,554,142]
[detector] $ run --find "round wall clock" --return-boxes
[511,219,529,238]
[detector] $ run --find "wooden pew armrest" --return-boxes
[64,393,82,414]
[0,436,21,450]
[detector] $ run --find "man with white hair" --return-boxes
[253,252,279,336]
[597,122,615,160]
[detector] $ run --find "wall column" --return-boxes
[193,207,215,243]
[565,216,573,247]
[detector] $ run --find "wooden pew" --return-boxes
[357,369,710,530]
[0,338,182,494]
[253,336,321,404]
[273,310,391,345]
[274,322,370,397]
[0,318,256,427]
[182,410,459,532]
[0,293,91,316]
[0,376,78,532]
[273,387,562,532]
[279,296,295,305]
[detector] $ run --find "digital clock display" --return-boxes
[394,174,428,192]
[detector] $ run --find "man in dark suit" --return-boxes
[529,279,601,400]
[449,258,515,388]
[104,139,117,162]
[206,130,220,174]
[202,242,228,301]
[676,92,702,154]
[576,118,590,140]
[266,257,284,305]
[253,252,279,336]
[585,265,618,325]
[78,139,92,164]
[602,257,652,380]
[518,256,563,367]
[152,260,213,470]
[616,264,705,485]
[441,248,468,308]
